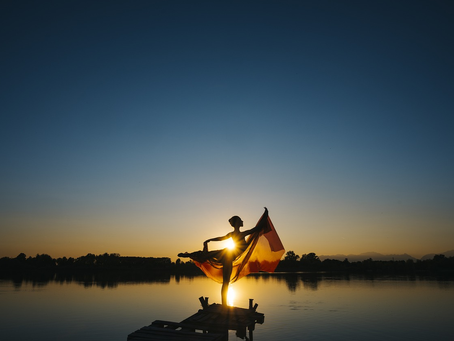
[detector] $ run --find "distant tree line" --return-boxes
[2,251,454,279]
[0,252,200,277]
[276,251,454,274]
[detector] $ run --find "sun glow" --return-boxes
[227,287,236,306]
[226,238,236,250]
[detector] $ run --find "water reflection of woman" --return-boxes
[179,208,268,306]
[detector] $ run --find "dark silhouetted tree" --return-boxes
[284,251,300,262]
[300,253,321,271]
[15,253,27,262]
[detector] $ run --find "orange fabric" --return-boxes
[191,212,285,283]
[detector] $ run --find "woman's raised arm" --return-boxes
[204,233,231,245]
[241,207,268,237]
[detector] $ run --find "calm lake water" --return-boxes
[1,273,453,340]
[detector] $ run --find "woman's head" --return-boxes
[229,216,243,228]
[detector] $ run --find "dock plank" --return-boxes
[181,303,264,331]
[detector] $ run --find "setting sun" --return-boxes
[226,238,236,250]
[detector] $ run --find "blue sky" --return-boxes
[1,0,453,259]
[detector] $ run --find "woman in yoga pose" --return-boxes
[179,208,268,305]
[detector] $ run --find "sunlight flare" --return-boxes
[227,287,236,306]
[226,237,236,250]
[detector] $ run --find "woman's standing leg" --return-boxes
[221,259,233,306]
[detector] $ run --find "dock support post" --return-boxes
[249,299,258,312]
[199,296,209,309]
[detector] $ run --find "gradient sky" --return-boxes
[1,0,453,260]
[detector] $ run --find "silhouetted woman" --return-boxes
[179,208,268,305]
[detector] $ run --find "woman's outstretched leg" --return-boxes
[178,250,206,260]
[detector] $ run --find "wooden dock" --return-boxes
[127,297,264,341]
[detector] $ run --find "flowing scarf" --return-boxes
[188,211,285,284]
